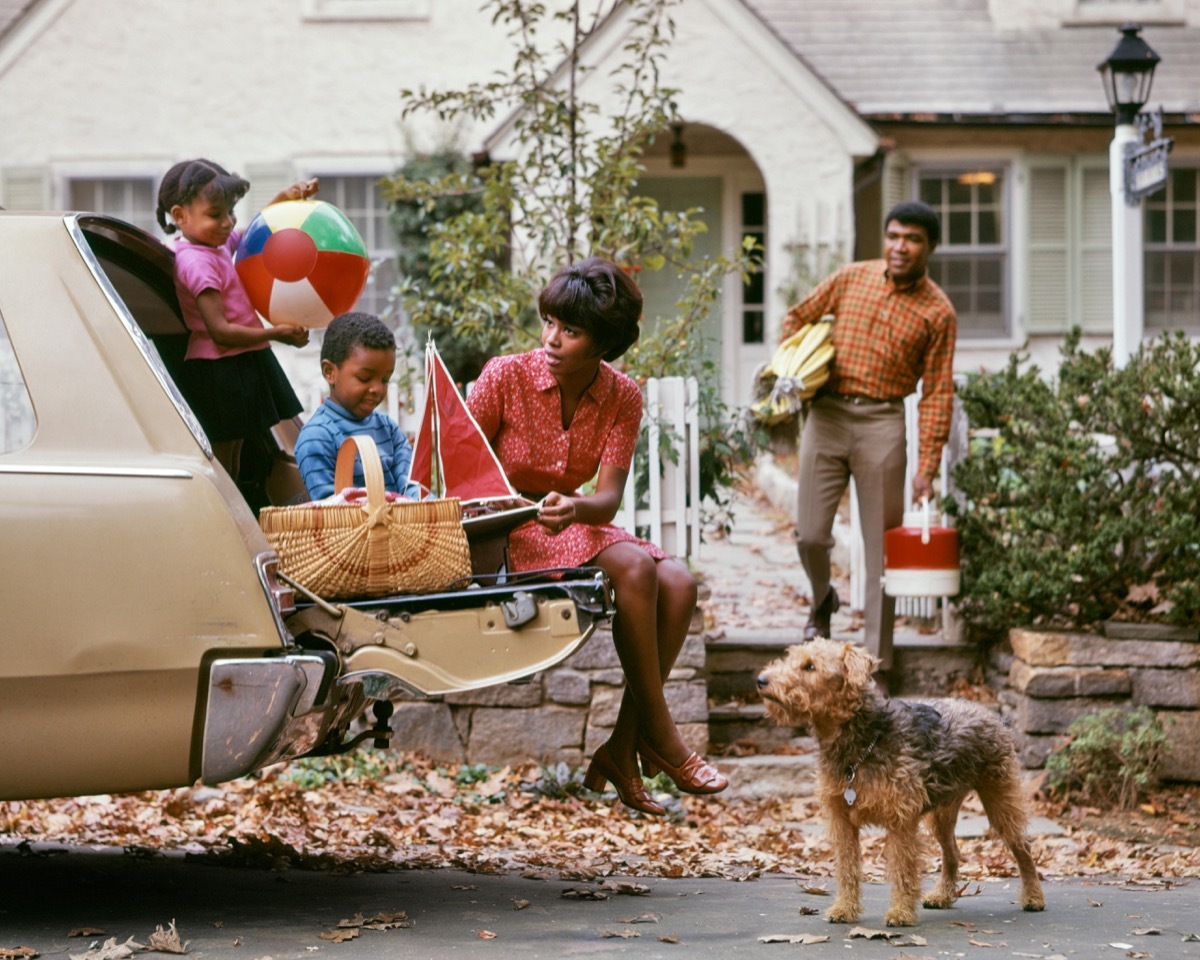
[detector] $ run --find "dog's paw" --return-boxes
[883,908,918,927]
[825,904,859,924]
[1021,898,1046,912]
[922,893,954,910]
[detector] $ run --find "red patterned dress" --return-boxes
[467,350,669,571]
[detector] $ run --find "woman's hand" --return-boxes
[537,491,577,534]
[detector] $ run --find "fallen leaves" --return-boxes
[0,950,39,960]
[757,932,830,944]
[69,937,143,960]
[146,922,187,954]
[2,753,1198,889]
[561,888,608,901]
[319,910,410,941]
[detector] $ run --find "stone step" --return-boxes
[707,633,982,701]
[708,702,797,752]
[718,751,818,801]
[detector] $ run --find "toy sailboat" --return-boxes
[407,339,539,574]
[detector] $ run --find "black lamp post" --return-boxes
[1097,22,1161,126]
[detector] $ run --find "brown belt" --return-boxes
[828,392,901,406]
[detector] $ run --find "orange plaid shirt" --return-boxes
[781,260,957,480]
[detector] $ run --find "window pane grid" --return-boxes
[741,191,766,344]
[916,169,1007,337]
[1144,167,1200,331]
[67,178,157,236]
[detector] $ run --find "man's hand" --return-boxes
[911,473,934,505]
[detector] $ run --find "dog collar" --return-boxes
[843,732,882,806]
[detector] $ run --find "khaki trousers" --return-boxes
[795,394,907,670]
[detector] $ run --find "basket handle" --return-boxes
[335,435,390,592]
[334,434,388,526]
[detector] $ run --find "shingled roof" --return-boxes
[742,0,1200,118]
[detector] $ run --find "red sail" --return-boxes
[408,340,521,504]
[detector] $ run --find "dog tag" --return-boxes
[843,787,857,806]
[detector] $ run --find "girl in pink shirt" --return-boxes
[156,158,315,482]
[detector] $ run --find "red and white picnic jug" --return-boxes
[883,497,961,597]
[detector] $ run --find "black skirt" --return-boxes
[183,348,303,443]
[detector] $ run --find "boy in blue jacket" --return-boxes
[296,312,422,500]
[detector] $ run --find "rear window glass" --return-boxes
[0,313,36,454]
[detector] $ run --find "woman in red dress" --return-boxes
[467,257,727,815]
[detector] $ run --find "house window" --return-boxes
[67,178,157,236]
[917,168,1008,339]
[311,174,397,318]
[1145,166,1200,332]
[741,191,766,344]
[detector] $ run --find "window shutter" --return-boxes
[1026,163,1070,333]
[1078,165,1113,334]
[881,153,910,225]
[1,168,48,210]
[241,163,295,219]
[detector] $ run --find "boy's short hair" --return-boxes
[884,200,941,247]
[321,312,396,365]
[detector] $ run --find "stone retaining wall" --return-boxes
[388,608,710,768]
[995,624,1200,783]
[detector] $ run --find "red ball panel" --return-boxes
[234,254,275,320]
[262,228,319,283]
[308,250,372,315]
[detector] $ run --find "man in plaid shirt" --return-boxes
[780,201,957,690]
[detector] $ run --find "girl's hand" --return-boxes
[271,178,320,204]
[273,323,310,347]
[537,491,576,534]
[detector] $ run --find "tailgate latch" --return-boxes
[500,591,538,629]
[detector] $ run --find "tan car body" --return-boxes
[0,213,611,801]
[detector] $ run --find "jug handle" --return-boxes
[920,496,931,545]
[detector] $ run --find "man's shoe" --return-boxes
[802,588,841,640]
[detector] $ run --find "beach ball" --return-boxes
[234,200,370,329]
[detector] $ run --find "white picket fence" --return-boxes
[613,376,702,559]
[395,373,703,560]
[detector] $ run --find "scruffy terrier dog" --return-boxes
[757,638,1045,927]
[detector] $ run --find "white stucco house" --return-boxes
[2,0,1198,411]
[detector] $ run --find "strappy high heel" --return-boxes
[583,741,666,816]
[638,739,728,795]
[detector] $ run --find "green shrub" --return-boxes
[947,330,1200,631]
[1044,706,1170,810]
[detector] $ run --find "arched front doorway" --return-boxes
[635,123,768,409]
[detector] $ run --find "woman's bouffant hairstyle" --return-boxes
[321,311,396,366]
[538,257,642,362]
[155,159,250,235]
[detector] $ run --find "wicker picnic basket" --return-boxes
[259,434,471,599]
